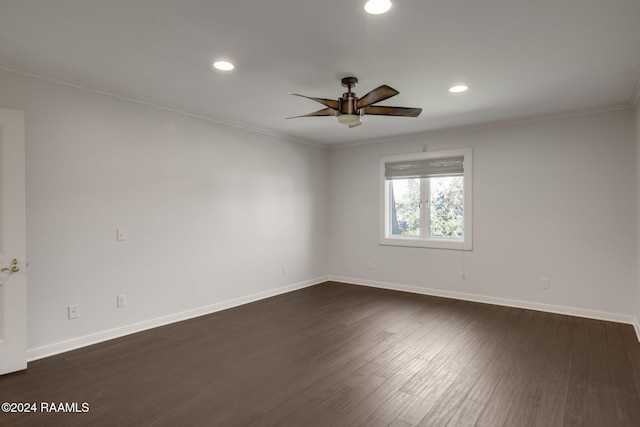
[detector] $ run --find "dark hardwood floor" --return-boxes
[1,282,640,426]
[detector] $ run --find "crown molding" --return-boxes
[329,103,633,149]
[0,62,325,148]
[2,61,636,149]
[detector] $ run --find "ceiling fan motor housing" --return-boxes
[340,92,359,115]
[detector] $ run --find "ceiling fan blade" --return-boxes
[348,122,363,128]
[364,106,423,117]
[289,93,339,110]
[286,108,336,119]
[356,85,399,109]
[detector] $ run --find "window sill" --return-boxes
[379,235,472,251]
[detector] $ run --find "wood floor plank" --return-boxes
[531,313,575,427]
[474,309,550,427]
[277,374,388,426]
[462,307,523,405]
[395,304,501,425]
[562,317,592,427]
[604,321,639,396]
[416,309,509,426]
[497,311,575,426]
[621,324,640,401]
[1,282,639,426]
[359,390,418,427]
[446,398,486,427]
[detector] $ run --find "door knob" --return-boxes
[0,258,20,273]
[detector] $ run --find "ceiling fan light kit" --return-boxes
[337,114,361,126]
[288,76,422,128]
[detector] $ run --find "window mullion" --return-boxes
[421,178,429,238]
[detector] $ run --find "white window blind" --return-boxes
[385,156,464,180]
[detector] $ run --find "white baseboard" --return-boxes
[27,275,640,361]
[329,275,640,342]
[27,276,329,362]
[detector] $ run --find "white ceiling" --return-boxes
[1,0,639,146]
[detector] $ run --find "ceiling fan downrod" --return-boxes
[340,77,360,116]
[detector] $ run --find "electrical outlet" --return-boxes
[541,278,550,289]
[117,294,127,308]
[282,266,286,275]
[367,260,373,270]
[68,305,79,319]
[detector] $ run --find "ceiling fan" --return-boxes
[287,76,422,128]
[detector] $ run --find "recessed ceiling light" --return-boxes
[213,61,234,71]
[449,85,469,93]
[365,0,393,15]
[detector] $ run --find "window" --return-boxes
[380,148,472,250]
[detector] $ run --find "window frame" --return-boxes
[379,147,473,250]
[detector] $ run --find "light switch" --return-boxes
[117,228,126,241]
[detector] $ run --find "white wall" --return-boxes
[2,64,638,357]
[0,68,329,356]
[329,110,637,318]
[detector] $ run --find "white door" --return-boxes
[0,108,27,375]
